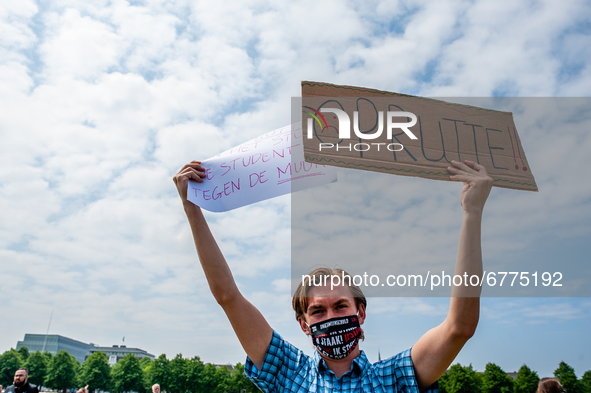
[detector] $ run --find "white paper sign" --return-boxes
[187,123,338,212]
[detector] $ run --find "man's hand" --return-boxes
[172,160,207,202]
[447,160,493,214]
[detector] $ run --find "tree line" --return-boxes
[439,362,591,393]
[0,347,258,393]
[2,346,591,393]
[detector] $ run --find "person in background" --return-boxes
[4,369,39,393]
[537,378,565,393]
[152,384,160,393]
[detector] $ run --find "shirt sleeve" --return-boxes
[244,330,310,393]
[374,348,438,393]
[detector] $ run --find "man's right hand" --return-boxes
[172,160,207,202]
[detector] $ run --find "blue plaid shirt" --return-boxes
[245,330,438,393]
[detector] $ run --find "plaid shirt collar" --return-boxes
[313,349,371,377]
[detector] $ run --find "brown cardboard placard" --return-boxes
[301,81,538,191]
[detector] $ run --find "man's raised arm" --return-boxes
[411,160,493,391]
[173,160,273,369]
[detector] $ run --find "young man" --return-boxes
[173,159,493,392]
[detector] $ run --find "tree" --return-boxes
[0,349,24,387]
[439,363,480,393]
[45,350,77,393]
[581,371,591,393]
[78,352,111,393]
[145,354,169,392]
[18,347,30,362]
[139,357,152,372]
[25,351,49,388]
[555,361,581,393]
[482,363,514,393]
[214,366,231,393]
[514,364,539,393]
[169,354,189,393]
[227,363,258,393]
[111,354,145,393]
[185,357,205,393]
[43,351,53,364]
[199,364,220,393]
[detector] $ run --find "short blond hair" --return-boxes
[292,267,367,322]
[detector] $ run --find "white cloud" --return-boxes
[0,1,38,51]
[426,0,591,95]
[40,9,122,80]
[271,277,291,292]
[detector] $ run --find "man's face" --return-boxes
[298,284,366,334]
[152,386,160,393]
[14,370,27,387]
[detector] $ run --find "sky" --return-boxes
[1,0,590,380]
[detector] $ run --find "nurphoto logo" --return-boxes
[303,106,418,152]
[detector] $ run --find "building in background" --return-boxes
[17,334,92,364]
[16,334,154,364]
[87,345,155,365]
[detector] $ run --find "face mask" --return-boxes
[308,314,362,360]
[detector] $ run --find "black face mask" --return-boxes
[308,314,362,360]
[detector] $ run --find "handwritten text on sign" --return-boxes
[187,124,338,212]
[301,81,538,191]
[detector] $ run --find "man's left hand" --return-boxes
[448,160,493,214]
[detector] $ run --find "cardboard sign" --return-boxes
[301,81,538,191]
[187,123,338,212]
